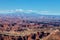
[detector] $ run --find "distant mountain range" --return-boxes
[0,12,60,20]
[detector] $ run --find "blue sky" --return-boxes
[0,0,60,15]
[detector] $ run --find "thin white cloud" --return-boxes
[25,10,35,13]
[37,11,49,15]
[0,10,14,13]
[0,9,37,13]
[0,9,49,14]
[15,9,36,13]
[27,10,33,12]
[15,9,24,12]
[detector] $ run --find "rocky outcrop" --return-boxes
[43,29,60,40]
